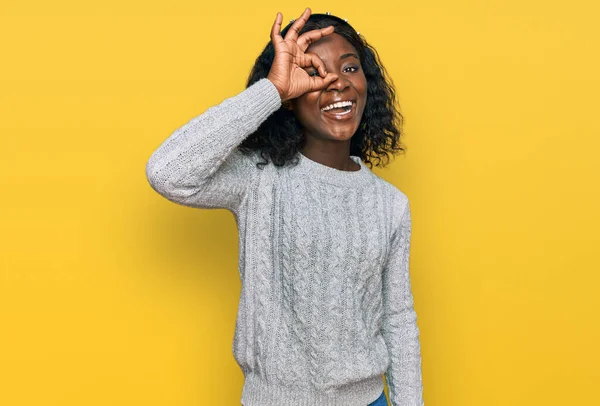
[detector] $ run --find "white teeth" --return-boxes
[321,101,353,111]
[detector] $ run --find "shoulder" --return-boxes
[363,172,411,236]
[228,147,267,170]
[367,171,410,210]
[225,148,284,185]
[208,147,266,186]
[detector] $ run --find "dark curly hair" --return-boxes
[239,13,405,169]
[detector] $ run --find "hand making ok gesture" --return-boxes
[267,8,340,103]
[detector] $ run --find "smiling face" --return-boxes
[290,33,367,143]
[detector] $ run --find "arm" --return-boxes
[145,8,339,213]
[145,78,281,213]
[382,198,424,406]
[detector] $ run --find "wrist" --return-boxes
[266,76,286,102]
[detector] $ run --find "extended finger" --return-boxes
[297,26,335,52]
[270,12,284,45]
[284,7,311,42]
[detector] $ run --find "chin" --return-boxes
[326,125,359,140]
[327,132,356,141]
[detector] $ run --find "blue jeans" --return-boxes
[367,391,388,406]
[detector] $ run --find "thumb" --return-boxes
[310,72,339,91]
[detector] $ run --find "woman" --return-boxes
[146,8,423,406]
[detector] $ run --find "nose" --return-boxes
[326,73,351,92]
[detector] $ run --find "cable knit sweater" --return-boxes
[145,78,423,406]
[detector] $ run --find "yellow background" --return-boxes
[1,1,598,405]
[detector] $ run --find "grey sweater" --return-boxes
[145,78,423,406]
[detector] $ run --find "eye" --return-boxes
[344,66,359,73]
[307,70,320,77]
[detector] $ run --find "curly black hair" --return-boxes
[239,13,405,169]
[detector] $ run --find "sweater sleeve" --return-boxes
[381,198,424,406]
[145,78,282,213]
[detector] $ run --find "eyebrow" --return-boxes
[340,53,359,61]
[306,52,360,70]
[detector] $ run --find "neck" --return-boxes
[299,139,359,172]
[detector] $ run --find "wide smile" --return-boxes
[320,101,357,122]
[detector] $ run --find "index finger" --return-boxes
[284,7,311,42]
[307,72,339,93]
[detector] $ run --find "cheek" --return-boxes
[293,94,321,125]
[358,83,368,110]
[358,75,368,97]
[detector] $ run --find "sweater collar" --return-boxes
[293,152,372,187]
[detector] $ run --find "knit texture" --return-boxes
[145,78,423,406]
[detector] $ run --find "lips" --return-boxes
[321,100,354,112]
[321,102,357,121]
[320,99,356,111]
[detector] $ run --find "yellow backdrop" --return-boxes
[1,1,598,405]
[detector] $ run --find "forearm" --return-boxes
[145,78,281,209]
[383,306,423,406]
